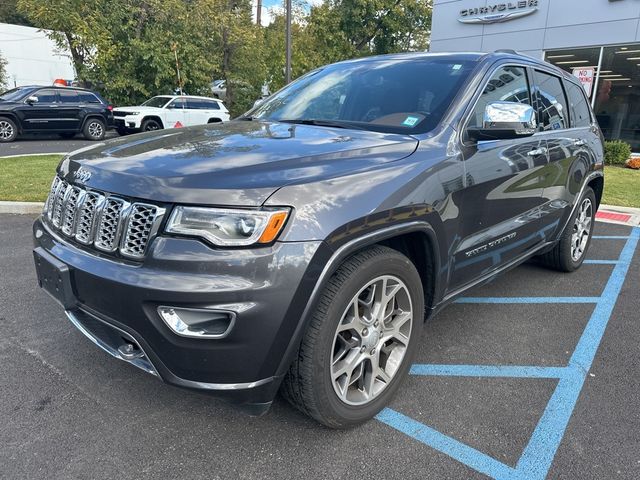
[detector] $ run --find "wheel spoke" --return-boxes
[330,274,413,406]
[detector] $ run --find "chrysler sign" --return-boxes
[459,1,539,24]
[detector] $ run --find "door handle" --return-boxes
[573,139,587,147]
[527,147,548,157]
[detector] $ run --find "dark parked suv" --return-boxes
[0,86,113,142]
[32,51,604,427]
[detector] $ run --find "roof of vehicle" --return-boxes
[11,85,103,93]
[330,50,574,83]
[153,94,224,102]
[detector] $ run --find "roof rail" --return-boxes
[494,49,519,55]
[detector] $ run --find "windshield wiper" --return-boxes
[278,119,367,131]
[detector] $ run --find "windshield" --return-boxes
[0,87,34,102]
[142,96,172,108]
[249,57,477,134]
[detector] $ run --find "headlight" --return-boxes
[165,206,290,247]
[126,112,140,116]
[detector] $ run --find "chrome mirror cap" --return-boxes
[483,101,537,135]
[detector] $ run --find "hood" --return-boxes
[60,120,418,206]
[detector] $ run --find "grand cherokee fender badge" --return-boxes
[73,167,92,183]
[465,232,517,258]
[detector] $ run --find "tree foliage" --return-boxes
[14,0,432,116]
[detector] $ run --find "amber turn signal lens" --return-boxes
[258,211,289,244]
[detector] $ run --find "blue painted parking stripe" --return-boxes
[592,235,630,239]
[410,364,567,379]
[514,228,639,479]
[377,227,639,480]
[455,297,599,304]
[583,259,620,265]
[376,408,517,480]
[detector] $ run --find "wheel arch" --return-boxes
[81,114,107,131]
[207,117,222,123]
[588,175,604,209]
[0,112,22,133]
[273,221,441,380]
[142,116,164,129]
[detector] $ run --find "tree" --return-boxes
[0,0,32,27]
[263,0,432,91]
[16,0,266,114]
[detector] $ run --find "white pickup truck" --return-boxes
[113,95,230,134]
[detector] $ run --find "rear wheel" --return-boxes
[141,118,162,132]
[0,117,18,142]
[538,187,596,272]
[281,246,424,428]
[83,118,106,141]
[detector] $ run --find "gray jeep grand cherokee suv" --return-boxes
[33,51,604,428]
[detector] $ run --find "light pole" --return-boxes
[285,0,292,84]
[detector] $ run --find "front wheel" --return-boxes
[83,118,106,141]
[538,186,596,272]
[281,246,424,428]
[141,118,162,132]
[0,117,18,142]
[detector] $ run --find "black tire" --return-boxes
[207,118,222,124]
[0,116,18,143]
[83,118,106,141]
[281,245,425,428]
[538,186,597,272]
[58,132,76,139]
[141,118,162,132]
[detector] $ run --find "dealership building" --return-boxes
[431,0,640,151]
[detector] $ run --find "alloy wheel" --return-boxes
[0,120,14,140]
[571,198,593,262]
[88,121,103,138]
[330,275,413,406]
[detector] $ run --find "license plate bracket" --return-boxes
[33,247,77,309]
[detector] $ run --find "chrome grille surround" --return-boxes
[75,192,104,245]
[61,186,83,236]
[51,180,70,228]
[120,204,160,259]
[94,197,129,252]
[43,176,165,260]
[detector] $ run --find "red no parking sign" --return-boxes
[573,67,595,97]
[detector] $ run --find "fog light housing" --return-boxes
[158,306,235,339]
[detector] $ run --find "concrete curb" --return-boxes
[0,153,66,159]
[0,201,44,214]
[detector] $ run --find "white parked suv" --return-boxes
[113,95,230,134]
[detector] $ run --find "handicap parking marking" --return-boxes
[377,227,640,480]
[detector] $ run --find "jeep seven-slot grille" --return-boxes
[44,176,164,260]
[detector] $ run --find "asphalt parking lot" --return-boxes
[0,132,119,157]
[1,214,638,480]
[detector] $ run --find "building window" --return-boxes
[545,44,640,151]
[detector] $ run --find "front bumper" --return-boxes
[33,216,327,409]
[114,116,142,131]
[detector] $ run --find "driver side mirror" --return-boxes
[26,96,39,104]
[467,101,537,142]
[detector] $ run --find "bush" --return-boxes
[604,140,632,166]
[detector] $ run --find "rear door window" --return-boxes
[533,70,569,131]
[565,82,592,128]
[59,90,80,104]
